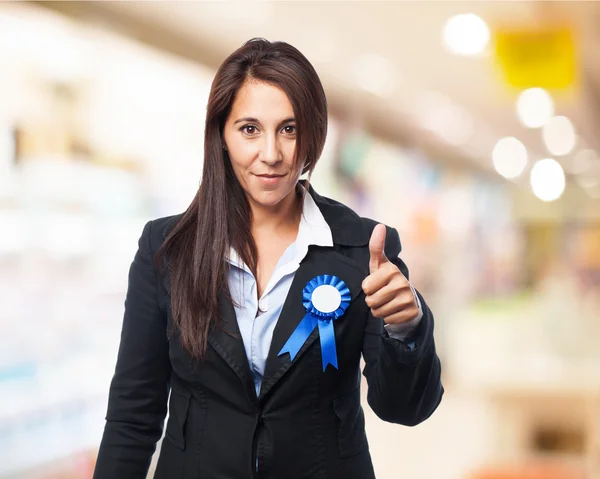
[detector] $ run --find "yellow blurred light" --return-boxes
[494,27,576,90]
[530,158,565,202]
[543,116,576,156]
[492,137,528,179]
[442,14,490,56]
[516,88,554,128]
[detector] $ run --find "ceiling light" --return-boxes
[442,14,490,56]
[543,116,576,156]
[530,158,566,202]
[516,88,554,128]
[492,137,528,179]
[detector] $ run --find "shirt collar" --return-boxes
[296,182,334,250]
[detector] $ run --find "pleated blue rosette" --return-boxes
[278,274,351,371]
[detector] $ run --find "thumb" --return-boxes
[369,224,388,274]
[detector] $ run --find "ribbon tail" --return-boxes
[278,315,317,361]
[317,320,338,371]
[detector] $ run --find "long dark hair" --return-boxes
[155,38,328,360]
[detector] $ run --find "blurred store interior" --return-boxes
[0,1,599,478]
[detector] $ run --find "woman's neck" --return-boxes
[250,187,302,236]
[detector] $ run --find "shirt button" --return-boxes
[259,297,269,312]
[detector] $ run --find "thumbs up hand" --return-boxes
[362,224,419,325]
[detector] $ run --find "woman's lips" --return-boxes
[255,173,285,186]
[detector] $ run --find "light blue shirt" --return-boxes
[226,186,422,397]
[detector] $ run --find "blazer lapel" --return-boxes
[160,255,257,405]
[207,294,258,404]
[259,246,367,401]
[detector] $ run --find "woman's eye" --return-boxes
[282,125,296,134]
[242,125,258,135]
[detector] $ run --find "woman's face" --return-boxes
[223,79,301,213]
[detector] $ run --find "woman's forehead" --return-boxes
[229,80,294,123]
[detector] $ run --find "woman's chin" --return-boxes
[250,192,283,209]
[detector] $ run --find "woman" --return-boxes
[93,38,443,479]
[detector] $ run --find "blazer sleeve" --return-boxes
[361,226,444,426]
[93,220,171,479]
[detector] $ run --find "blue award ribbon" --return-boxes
[278,274,351,371]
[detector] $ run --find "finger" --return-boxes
[364,282,403,310]
[369,224,388,274]
[362,261,402,295]
[382,308,421,325]
[371,294,419,322]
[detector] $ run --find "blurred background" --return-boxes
[1,1,599,478]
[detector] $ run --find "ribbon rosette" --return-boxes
[278,274,351,371]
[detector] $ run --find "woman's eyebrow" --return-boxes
[233,117,259,125]
[233,117,295,127]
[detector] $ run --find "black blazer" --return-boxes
[93,182,443,479]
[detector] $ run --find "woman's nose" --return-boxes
[260,135,282,165]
